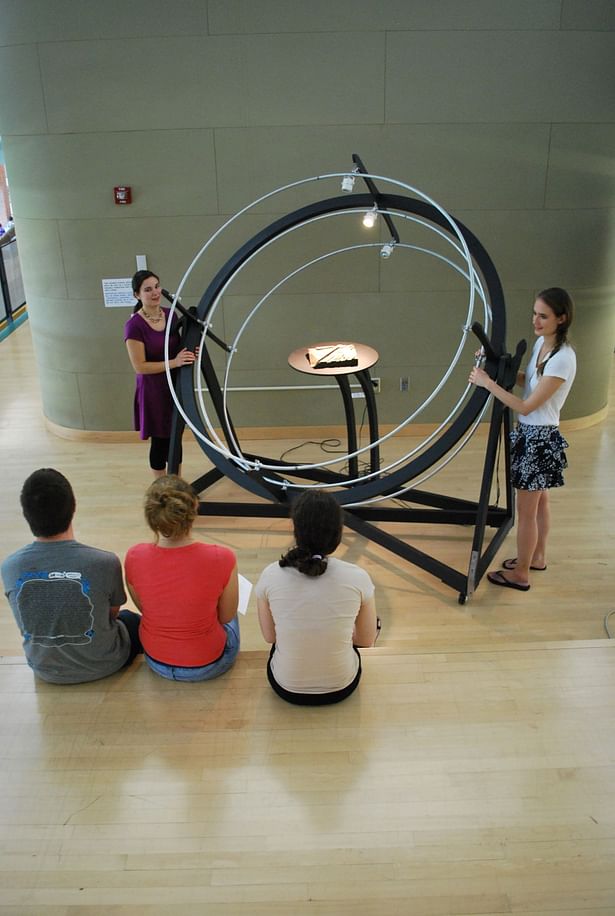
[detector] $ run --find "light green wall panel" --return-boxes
[375,221,489,294]
[4,130,217,219]
[38,32,384,134]
[0,0,206,44]
[32,363,84,429]
[205,216,381,297]
[215,123,551,214]
[562,287,615,417]
[39,37,246,133]
[56,216,224,299]
[501,289,538,352]
[561,0,615,29]
[546,124,615,209]
[24,296,129,373]
[0,0,32,45]
[209,0,561,33]
[453,209,615,291]
[54,208,382,302]
[221,291,474,373]
[79,371,135,431]
[63,207,380,304]
[375,366,470,427]
[13,222,67,299]
[371,211,491,294]
[214,380,346,428]
[0,44,46,134]
[238,32,384,126]
[221,292,380,374]
[386,31,615,123]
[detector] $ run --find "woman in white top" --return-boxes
[469,287,576,592]
[256,490,378,705]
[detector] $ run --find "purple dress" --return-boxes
[124,308,181,440]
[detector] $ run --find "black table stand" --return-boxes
[287,343,381,479]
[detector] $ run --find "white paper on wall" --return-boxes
[102,277,136,308]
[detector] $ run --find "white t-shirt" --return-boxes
[521,338,576,427]
[255,557,375,694]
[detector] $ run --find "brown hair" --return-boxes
[535,287,574,376]
[144,475,198,540]
[279,489,343,577]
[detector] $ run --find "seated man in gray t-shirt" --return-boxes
[1,468,142,684]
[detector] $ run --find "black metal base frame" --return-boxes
[181,385,515,604]
[166,156,526,603]
[172,333,520,604]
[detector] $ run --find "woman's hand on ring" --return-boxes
[173,348,196,368]
[469,366,490,388]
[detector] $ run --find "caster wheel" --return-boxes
[458,593,467,605]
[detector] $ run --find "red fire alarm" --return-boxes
[113,186,132,205]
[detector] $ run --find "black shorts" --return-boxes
[266,645,362,706]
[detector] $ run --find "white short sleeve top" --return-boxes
[521,338,577,427]
[255,556,375,694]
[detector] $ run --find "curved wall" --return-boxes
[0,1,614,429]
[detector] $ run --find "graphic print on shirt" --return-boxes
[14,571,95,646]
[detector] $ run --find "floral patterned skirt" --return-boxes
[510,423,569,491]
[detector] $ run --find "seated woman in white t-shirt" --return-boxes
[255,490,378,706]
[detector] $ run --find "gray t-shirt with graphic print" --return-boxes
[2,540,130,683]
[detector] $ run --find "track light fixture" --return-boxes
[362,206,378,228]
[380,240,396,259]
[341,167,359,193]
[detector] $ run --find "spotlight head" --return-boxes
[362,207,378,228]
[380,241,395,259]
[341,166,359,193]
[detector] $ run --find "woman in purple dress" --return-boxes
[124,270,196,476]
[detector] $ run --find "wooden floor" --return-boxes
[1,323,614,914]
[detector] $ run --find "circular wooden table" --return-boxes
[288,342,380,477]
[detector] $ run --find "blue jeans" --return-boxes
[144,616,240,682]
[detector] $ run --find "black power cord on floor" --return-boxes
[279,438,345,461]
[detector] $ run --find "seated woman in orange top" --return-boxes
[124,475,239,681]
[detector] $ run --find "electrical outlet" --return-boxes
[400,376,409,392]
[371,377,381,393]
